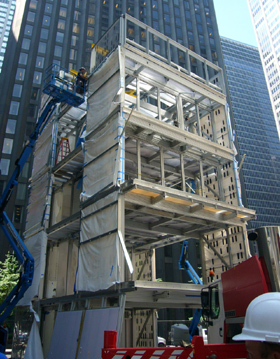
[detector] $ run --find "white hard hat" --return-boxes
[233,292,280,343]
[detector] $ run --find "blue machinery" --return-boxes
[179,240,202,342]
[0,65,85,354]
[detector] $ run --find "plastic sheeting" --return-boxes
[76,160,122,292]
[76,217,120,291]
[24,319,44,359]
[48,307,121,359]
[31,121,55,178]
[25,171,52,232]
[19,231,47,305]
[87,50,120,133]
[82,117,120,198]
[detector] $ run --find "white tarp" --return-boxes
[25,171,51,232]
[87,51,120,133]
[24,319,44,359]
[48,307,121,359]
[76,233,120,292]
[82,119,119,198]
[19,231,47,305]
[32,121,54,177]
[76,190,121,291]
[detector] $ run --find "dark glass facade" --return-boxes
[221,37,280,228]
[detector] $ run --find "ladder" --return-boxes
[56,137,70,164]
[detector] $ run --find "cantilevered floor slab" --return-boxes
[119,280,203,309]
[122,178,256,251]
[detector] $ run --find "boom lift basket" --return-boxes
[43,64,85,107]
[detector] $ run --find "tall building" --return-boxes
[0,0,224,257]
[221,37,280,228]
[247,0,280,137]
[0,0,16,73]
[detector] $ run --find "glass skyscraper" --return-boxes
[247,0,280,138]
[0,0,16,73]
[221,37,280,228]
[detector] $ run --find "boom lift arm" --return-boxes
[0,97,59,315]
[179,240,203,341]
[0,64,85,354]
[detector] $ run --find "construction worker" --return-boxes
[233,292,280,359]
[76,67,88,94]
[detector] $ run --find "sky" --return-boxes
[213,0,258,47]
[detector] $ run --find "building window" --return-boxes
[35,56,44,68]
[29,0,37,10]
[56,32,64,43]
[14,205,22,223]
[54,45,62,57]
[28,104,37,117]
[33,71,42,84]
[0,159,10,176]
[69,49,77,60]
[40,28,49,40]
[164,24,171,35]
[43,15,51,27]
[60,7,67,17]
[16,184,26,201]
[9,101,19,115]
[22,38,31,50]
[45,3,53,13]
[6,119,16,134]
[88,15,95,25]
[58,19,65,30]
[73,23,79,33]
[12,84,22,98]
[16,68,25,81]
[74,11,81,21]
[2,138,13,154]
[174,7,180,16]
[71,35,78,46]
[24,25,33,36]
[61,0,68,5]
[87,28,94,37]
[164,13,170,22]
[19,53,28,65]
[31,87,40,101]
[38,42,47,54]
[27,11,35,22]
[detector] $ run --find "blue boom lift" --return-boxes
[179,240,203,342]
[0,64,85,355]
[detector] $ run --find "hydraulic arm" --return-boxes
[0,64,85,354]
[179,240,202,341]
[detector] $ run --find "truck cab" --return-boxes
[201,255,270,344]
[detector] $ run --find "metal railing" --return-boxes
[91,14,225,94]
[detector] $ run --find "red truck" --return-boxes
[102,227,280,359]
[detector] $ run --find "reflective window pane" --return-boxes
[16,68,25,81]
[6,119,16,134]
[2,138,13,154]
[12,84,22,97]
[9,101,19,115]
[0,159,10,175]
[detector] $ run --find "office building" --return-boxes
[221,37,280,228]
[0,0,16,73]
[247,0,280,137]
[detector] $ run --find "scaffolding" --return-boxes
[21,14,255,358]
